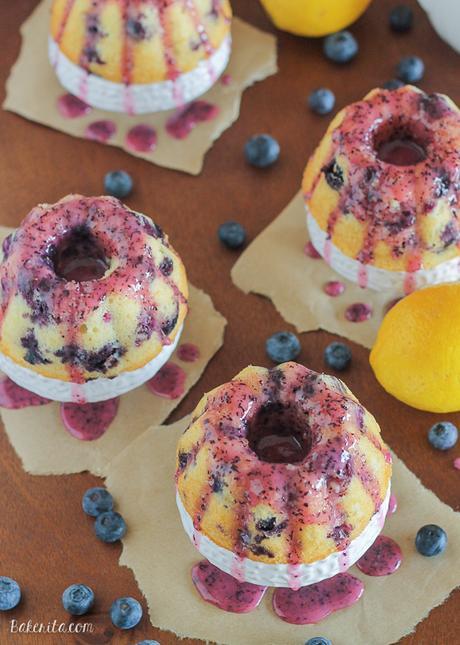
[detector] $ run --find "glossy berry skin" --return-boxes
[396,56,424,83]
[136,641,160,645]
[389,5,413,32]
[383,78,405,90]
[94,511,127,543]
[308,88,336,115]
[104,170,133,199]
[110,597,143,630]
[428,422,458,451]
[415,524,447,557]
[0,577,21,611]
[305,638,332,645]
[82,487,114,517]
[323,31,358,64]
[245,134,280,168]
[266,332,301,364]
[324,342,352,371]
[62,584,95,616]
[218,221,246,249]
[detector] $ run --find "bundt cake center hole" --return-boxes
[374,122,427,166]
[247,402,312,464]
[53,227,109,282]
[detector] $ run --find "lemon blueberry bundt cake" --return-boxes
[49,0,232,113]
[0,194,188,402]
[176,362,391,588]
[303,85,460,293]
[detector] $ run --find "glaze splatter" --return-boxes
[0,377,51,409]
[191,560,267,613]
[60,397,119,441]
[125,125,157,153]
[148,361,186,399]
[57,93,91,119]
[177,343,200,363]
[166,101,219,140]
[272,573,364,624]
[85,120,117,143]
[356,534,402,576]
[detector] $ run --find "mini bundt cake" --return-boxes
[0,194,188,402]
[176,362,391,588]
[49,0,232,113]
[303,85,460,294]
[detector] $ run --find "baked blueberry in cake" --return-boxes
[49,0,233,113]
[0,194,188,402]
[303,85,460,293]
[176,362,391,588]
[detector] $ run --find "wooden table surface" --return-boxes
[0,0,459,643]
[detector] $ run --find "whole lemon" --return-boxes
[370,284,460,413]
[259,0,372,37]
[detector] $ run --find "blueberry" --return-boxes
[82,487,114,517]
[428,422,458,451]
[266,332,301,363]
[110,597,143,629]
[0,577,21,611]
[245,134,280,168]
[308,88,336,115]
[396,56,424,83]
[104,170,133,199]
[383,78,405,90]
[136,642,160,645]
[415,524,447,557]
[62,584,95,615]
[389,5,413,32]
[323,31,358,64]
[218,221,246,249]
[324,342,352,371]
[94,511,127,543]
[305,638,332,645]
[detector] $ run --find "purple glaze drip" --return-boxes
[166,101,219,140]
[85,120,117,143]
[191,560,267,613]
[221,73,232,86]
[272,573,364,624]
[345,302,373,322]
[57,94,91,119]
[126,124,157,152]
[147,362,186,399]
[0,378,51,409]
[324,280,345,297]
[60,397,119,441]
[304,241,321,259]
[177,342,200,363]
[387,493,398,515]
[356,535,402,576]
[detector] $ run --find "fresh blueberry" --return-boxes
[62,584,95,615]
[104,170,133,199]
[324,342,352,371]
[0,577,21,611]
[389,5,413,32]
[136,642,160,645]
[305,638,332,645]
[245,134,280,168]
[110,597,143,629]
[383,78,405,90]
[323,31,358,64]
[428,422,458,451]
[218,221,246,249]
[94,511,127,543]
[396,56,424,83]
[415,524,447,557]
[82,487,114,517]
[308,88,336,115]
[266,332,301,363]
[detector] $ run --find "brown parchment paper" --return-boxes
[3,0,277,176]
[106,416,460,645]
[232,192,398,349]
[0,224,226,477]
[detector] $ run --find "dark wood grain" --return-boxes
[0,0,459,643]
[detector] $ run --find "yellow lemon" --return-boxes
[370,284,460,413]
[259,0,372,37]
